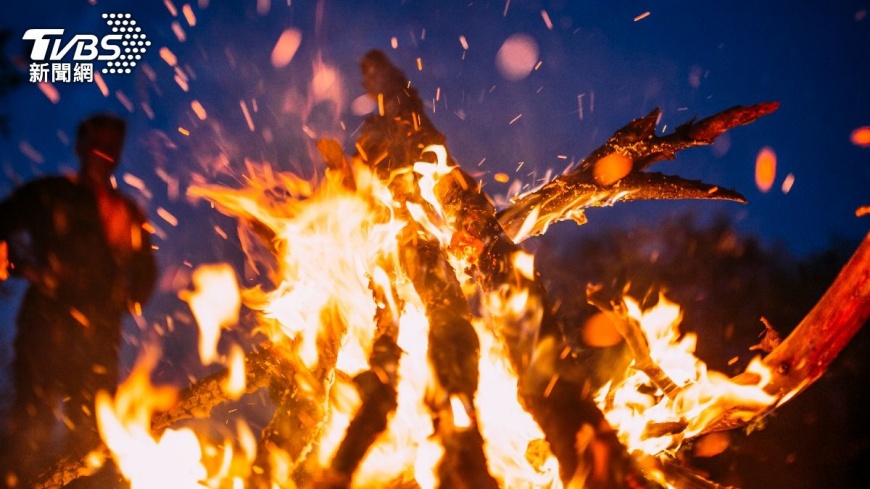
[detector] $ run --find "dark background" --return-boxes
[1,1,869,488]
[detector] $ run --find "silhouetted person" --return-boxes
[0,114,156,487]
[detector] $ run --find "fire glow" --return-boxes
[594,296,776,456]
[93,144,780,488]
[56,40,867,489]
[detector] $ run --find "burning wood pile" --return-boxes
[34,51,870,489]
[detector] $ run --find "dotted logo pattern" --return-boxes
[101,13,150,74]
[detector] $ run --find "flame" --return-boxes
[594,296,777,457]
[180,263,241,365]
[475,320,561,488]
[96,351,209,489]
[222,344,247,399]
[346,304,439,487]
[97,134,783,488]
[184,151,567,488]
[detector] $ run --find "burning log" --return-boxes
[316,335,402,488]
[496,103,777,242]
[587,284,681,400]
[356,49,651,487]
[249,338,337,486]
[350,93,501,485]
[396,222,499,488]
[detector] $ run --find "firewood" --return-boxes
[496,103,777,242]
[396,222,499,488]
[659,457,737,489]
[357,49,652,488]
[251,313,345,486]
[314,264,404,487]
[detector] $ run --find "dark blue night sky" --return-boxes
[2,1,869,257]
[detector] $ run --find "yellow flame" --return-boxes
[595,296,777,456]
[449,395,473,430]
[174,144,781,488]
[475,320,561,488]
[511,251,536,281]
[413,144,454,224]
[352,304,439,487]
[222,344,247,399]
[180,263,241,365]
[96,351,209,489]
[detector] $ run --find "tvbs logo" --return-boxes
[24,13,150,83]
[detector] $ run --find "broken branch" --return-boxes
[497,103,777,242]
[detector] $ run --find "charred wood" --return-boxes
[313,265,405,488]
[497,103,777,242]
[358,49,653,488]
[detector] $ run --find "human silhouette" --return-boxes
[0,113,156,487]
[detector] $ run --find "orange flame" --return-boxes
[96,351,209,489]
[595,296,776,456]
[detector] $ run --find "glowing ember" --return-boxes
[850,126,870,147]
[593,152,633,186]
[93,71,110,97]
[781,172,795,194]
[191,100,208,120]
[159,46,178,67]
[634,11,651,22]
[37,82,60,103]
[182,3,197,26]
[755,146,777,193]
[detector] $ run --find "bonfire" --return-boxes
[33,51,870,489]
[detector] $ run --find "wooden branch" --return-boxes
[659,457,737,489]
[250,319,343,485]
[315,264,404,487]
[316,336,401,489]
[396,222,499,489]
[702,231,870,434]
[33,344,286,489]
[154,344,284,431]
[497,103,777,242]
